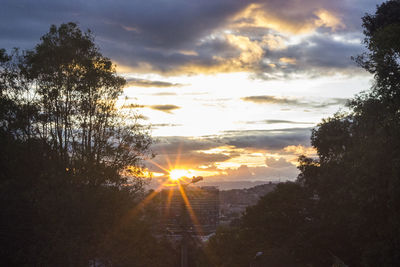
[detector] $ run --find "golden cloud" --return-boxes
[116,33,264,76]
[284,145,317,156]
[225,34,264,64]
[232,4,317,34]
[261,34,287,50]
[114,4,347,77]
[231,4,345,34]
[279,57,297,65]
[314,9,346,31]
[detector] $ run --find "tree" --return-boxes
[356,0,400,92]
[0,23,169,266]
[203,183,316,267]
[19,22,152,186]
[204,1,400,266]
[297,1,400,265]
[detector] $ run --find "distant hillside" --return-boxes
[220,182,277,206]
[198,180,282,190]
[219,183,277,224]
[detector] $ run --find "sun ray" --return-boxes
[177,182,204,236]
[102,179,173,247]
[116,178,170,226]
[146,158,170,174]
[174,142,183,168]
[169,169,191,181]
[160,146,173,171]
[165,188,174,218]
[131,181,167,215]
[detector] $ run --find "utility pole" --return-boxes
[179,176,203,267]
[180,200,189,267]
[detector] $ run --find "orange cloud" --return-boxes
[232,4,345,34]
[315,9,345,31]
[284,145,317,157]
[279,57,297,65]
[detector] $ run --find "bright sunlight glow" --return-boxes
[169,169,191,181]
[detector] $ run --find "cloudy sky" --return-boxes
[1,0,382,188]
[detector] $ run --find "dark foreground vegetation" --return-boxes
[198,1,400,266]
[0,23,178,266]
[1,1,400,266]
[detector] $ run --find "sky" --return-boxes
[1,0,383,189]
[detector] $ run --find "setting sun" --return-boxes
[169,169,191,181]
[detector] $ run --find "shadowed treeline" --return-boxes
[0,23,178,266]
[197,1,400,266]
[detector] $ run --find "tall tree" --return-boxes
[295,0,400,265]
[204,1,400,266]
[356,0,400,92]
[0,24,169,266]
[20,22,152,186]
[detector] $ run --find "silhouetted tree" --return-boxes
[0,24,175,266]
[356,0,400,91]
[21,22,152,186]
[203,1,400,266]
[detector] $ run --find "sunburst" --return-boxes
[169,169,191,181]
[141,149,205,237]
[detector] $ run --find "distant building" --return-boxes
[159,186,219,235]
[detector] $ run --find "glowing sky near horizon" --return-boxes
[0,0,382,187]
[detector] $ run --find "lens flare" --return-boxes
[169,169,190,181]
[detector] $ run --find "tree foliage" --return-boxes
[22,23,152,186]
[0,23,175,266]
[204,1,400,266]
[356,0,400,92]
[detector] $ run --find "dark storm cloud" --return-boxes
[126,78,184,88]
[0,0,246,70]
[148,151,232,172]
[264,120,314,124]
[221,128,312,150]
[242,95,301,105]
[254,34,367,79]
[242,119,315,125]
[242,95,348,108]
[0,0,381,77]
[152,127,312,155]
[0,0,243,46]
[295,35,362,70]
[149,104,180,113]
[152,136,221,155]
[152,123,182,128]
[122,104,181,113]
[151,92,178,96]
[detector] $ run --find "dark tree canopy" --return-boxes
[0,23,176,266]
[20,23,152,186]
[357,0,400,91]
[202,1,400,266]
